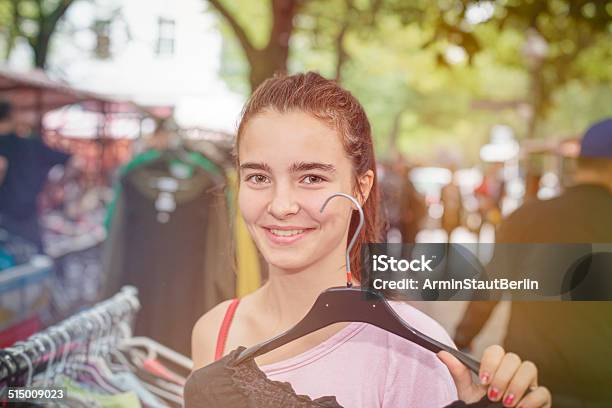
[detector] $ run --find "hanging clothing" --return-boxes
[206,300,463,408]
[225,169,262,296]
[104,149,161,231]
[185,347,503,408]
[187,347,341,407]
[60,376,141,408]
[109,371,168,408]
[0,230,38,269]
[0,287,189,407]
[103,150,235,356]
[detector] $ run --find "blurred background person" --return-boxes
[0,100,72,252]
[454,118,612,407]
[380,154,427,243]
[441,166,464,238]
[474,162,505,231]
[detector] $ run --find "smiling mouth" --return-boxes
[261,227,315,244]
[268,229,306,237]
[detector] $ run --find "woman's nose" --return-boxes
[267,187,299,219]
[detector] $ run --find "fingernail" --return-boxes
[480,372,490,384]
[503,394,515,406]
[488,387,499,400]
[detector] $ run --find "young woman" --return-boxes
[190,72,551,408]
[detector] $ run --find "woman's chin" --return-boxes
[261,250,316,273]
[267,258,310,273]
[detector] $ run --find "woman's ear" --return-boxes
[356,169,374,206]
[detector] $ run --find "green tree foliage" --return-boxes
[211,0,612,160]
[0,0,77,68]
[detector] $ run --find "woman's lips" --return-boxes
[262,227,314,246]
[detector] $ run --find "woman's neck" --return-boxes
[258,245,350,327]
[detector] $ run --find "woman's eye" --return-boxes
[246,174,270,184]
[302,175,325,185]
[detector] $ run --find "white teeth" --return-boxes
[270,229,305,237]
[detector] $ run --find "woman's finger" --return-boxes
[479,345,505,385]
[438,351,474,397]
[488,352,522,402]
[500,360,537,407]
[514,386,552,408]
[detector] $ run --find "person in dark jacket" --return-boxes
[454,118,612,408]
[0,100,71,251]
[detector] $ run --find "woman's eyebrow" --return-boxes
[240,162,272,172]
[289,162,336,173]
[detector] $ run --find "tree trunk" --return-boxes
[334,23,348,83]
[208,0,300,92]
[34,31,51,68]
[247,0,298,90]
[388,109,404,154]
[248,49,283,91]
[525,62,544,139]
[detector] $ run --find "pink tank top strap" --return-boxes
[214,298,240,361]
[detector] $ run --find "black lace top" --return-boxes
[184,347,503,408]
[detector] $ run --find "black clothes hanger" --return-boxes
[235,192,481,374]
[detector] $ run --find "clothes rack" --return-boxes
[0,285,140,383]
[1,286,192,407]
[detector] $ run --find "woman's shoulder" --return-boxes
[191,298,236,370]
[193,298,236,335]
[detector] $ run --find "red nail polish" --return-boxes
[488,387,499,400]
[503,394,515,406]
[480,373,490,384]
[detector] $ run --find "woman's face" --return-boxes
[238,110,369,272]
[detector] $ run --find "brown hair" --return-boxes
[235,72,383,282]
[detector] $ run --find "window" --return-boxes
[94,19,111,59]
[156,17,175,56]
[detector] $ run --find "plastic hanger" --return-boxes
[50,317,121,394]
[157,135,226,189]
[120,337,192,371]
[159,133,198,168]
[235,192,481,373]
[5,344,33,386]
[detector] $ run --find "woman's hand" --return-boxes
[438,345,552,407]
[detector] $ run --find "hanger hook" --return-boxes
[319,192,365,288]
[7,344,33,386]
[51,325,71,375]
[34,333,56,387]
[89,310,103,358]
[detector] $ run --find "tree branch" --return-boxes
[334,21,348,82]
[334,0,355,82]
[207,0,255,57]
[368,0,383,26]
[48,0,76,28]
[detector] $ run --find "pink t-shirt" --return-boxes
[260,301,458,408]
